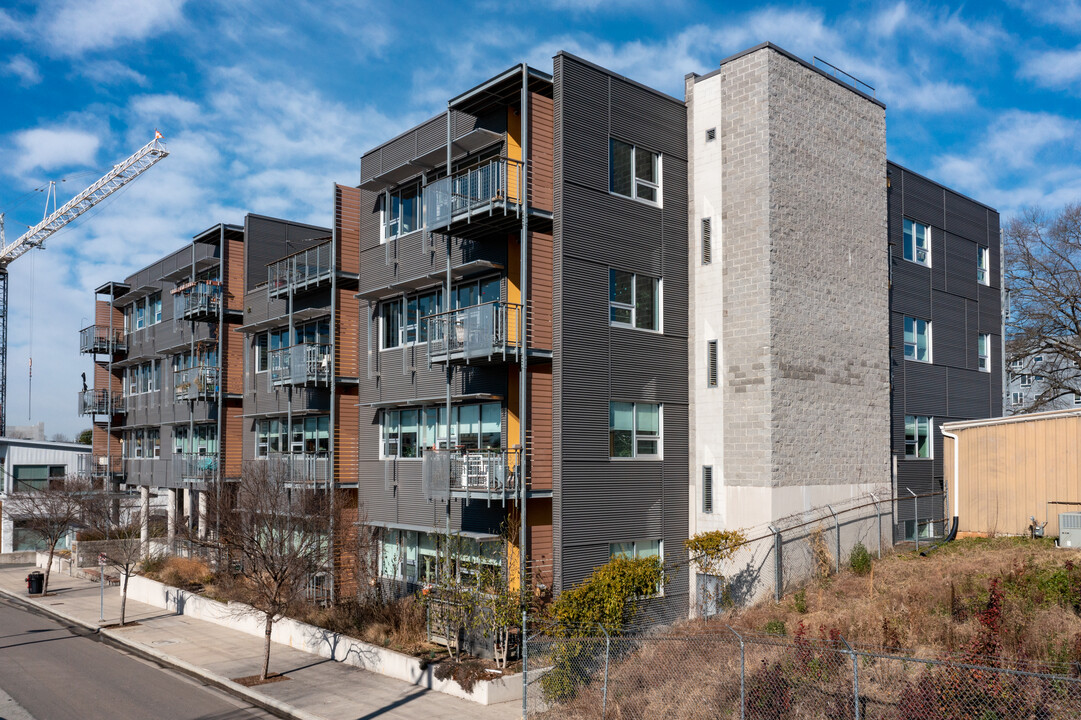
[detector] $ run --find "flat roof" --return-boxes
[943,408,1081,432]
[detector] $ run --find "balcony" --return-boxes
[173,280,222,321]
[269,343,332,389]
[173,453,218,484]
[78,454,124,479]
[268,241,333,300]
[260,454,331,486]
[174,365,219,402]
[77,388,125,416]
[423,302,523,365]
[423,156,524,234]
[79,325,127,355]
[422,448,520,505]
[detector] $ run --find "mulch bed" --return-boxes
[232,673,289,687]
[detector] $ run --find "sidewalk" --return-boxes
[0,566,519,720]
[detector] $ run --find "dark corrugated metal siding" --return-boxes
[552,53,689,615]
[888,162,1002,539]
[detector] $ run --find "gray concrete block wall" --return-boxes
[764,49,891,491]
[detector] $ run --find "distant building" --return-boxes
[0,437,90,553]
[7,422,45,442]
[1006,346,1081,414]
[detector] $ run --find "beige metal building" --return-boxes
[942,409,1081,538]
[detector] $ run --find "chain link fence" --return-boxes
[523,626,1081,719]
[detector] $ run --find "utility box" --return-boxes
[1059,513,1081,547]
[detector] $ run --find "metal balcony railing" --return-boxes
[422,447,520,504]
[269,343,332,389]
[423,157,524,231]
[174,365,219,401]
[77,388,125,416]
[173,453,218,483]
[78,454,124,478]
[423,302,523,364]
[173,280,222,322]
[267,241,333,299]
[79,325,127,354]
[260,453,331,485]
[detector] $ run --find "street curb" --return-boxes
[0,585,328,720]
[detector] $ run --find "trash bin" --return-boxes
[26,571,44,595]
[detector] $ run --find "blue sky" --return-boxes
[1,0,1079,438]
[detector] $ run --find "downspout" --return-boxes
[940,426,959,542]
[329,204,338,604]
[518,63,529,597]
[445,106,453,541]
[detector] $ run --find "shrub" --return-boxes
[809,526,834,578]
[746,660,791,720]
[793,589,808,614]
[159,557,213,588]
[849,542,872,575]
[764,619,786,636]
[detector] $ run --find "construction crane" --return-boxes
[0,133,169,436]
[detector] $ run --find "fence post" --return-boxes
[908,489,919,553]
[598,623,610,720]
[827,505,840,574]
[521,609,528,720]
[840,635,859,720]
[870,493,882,558]
[727,625,745,720]
[769,524,782,602]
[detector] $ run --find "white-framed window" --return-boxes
[1012,391,1025,406]
[1074,393,1081,406]
[978,333,991,372]
[1034,355,1044,364]
[905,415,932,458]
[381,184,422,241]
[609,401,662,459]
[1010,358,1023,370]
[380,402,501,459]
[610,539,663,594]
[902,218,931,267]
[149,429,160,458]
[124,305,132,334]
[255,333,268,373]
[977,245,989,286]
[904,316,931,363]
[609,138,661,205]
[407,289,443,344]
[1019,374,1033,387]
[609,269,661,332]
[380,299,403,350]
[257,416,329,457]
[135,298,146,330]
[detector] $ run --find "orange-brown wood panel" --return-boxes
[94,299,122,329]
[527,498,553,589]
[528,92,554,214]
[91,422,121,458]
[93,361,121,393]
[225,237,244,312]
[528,365,552,491]
[528,230,553,351]
[222,399,244,479]
[223,320,244,395]
[336,184,361,273]
[334,386,359,486]
[335,490,360,598]
[335,288,359,378]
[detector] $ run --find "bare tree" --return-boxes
[79,490,152,626]
[1005,203,1081,410]
[202,462,331,681]
[4,475,91,596]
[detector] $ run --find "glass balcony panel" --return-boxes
[174,365,220,401]
[268,343,332,388]
[423,302,523,364]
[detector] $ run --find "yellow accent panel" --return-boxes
[507,106,522,204]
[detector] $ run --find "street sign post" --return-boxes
[98,553,106,622]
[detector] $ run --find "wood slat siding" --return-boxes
[947,414,1081,537]
[528,230,553,350]
[93,361,120,394]
[529,365,553,491]
[226,235,244,312]
[529,93,555,214]
[94,299,121,328]
[551,53,688,612]
[888,162,1003,537]
[335,494,360,597]
[336,288,359,378]
[528,499,553,588]
[335,387,359,486]
[222,399,243,479]
[336,185,361,272]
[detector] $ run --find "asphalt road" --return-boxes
[0,594,276,720]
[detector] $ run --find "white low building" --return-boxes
[0,437,91,554]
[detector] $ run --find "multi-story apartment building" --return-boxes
[1005,349,1081,414]
[80,214,330,545]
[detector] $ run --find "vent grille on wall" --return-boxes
[702,217,712,265]
[707,339,718,388]
[705,127,716,142]
[702,465,713,514]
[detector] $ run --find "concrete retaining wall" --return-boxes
[124,574,521,705]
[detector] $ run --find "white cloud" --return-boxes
[4,54,41,85]
[1018,46,1081,90]
[79,60,148,86]
[9,128,101,176]
[1011,0,1081,32]
[130,94,202,125]
[39,0,186,56]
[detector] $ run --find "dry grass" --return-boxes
[725,536,1081,662]
[297,596,436,656]
[154,557,213,589]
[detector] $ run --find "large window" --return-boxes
[173,425,217,455]
[977,245,989,285]
[609,269,660,331]
[904,316,931,363]
[905,415,932,458]
[903,218,930,267]
[124,360,162,396]
[978,333,991,372]
[380,299,403,350]
[610,139,661,204]
[381,402,501,458]
[379,529,501,584]
[256,416,329,456]
[379,277,497,350]
[407,290,442,345]
[610,401,661,459]
[12,465,64,492]
[382,184,422,241]
[610,539,663,594]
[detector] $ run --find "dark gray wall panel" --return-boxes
[947,368,993,418]
[944,233,978,300]
[902,360,949,417]
[930,291,967,369]
[891,261,931,318]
